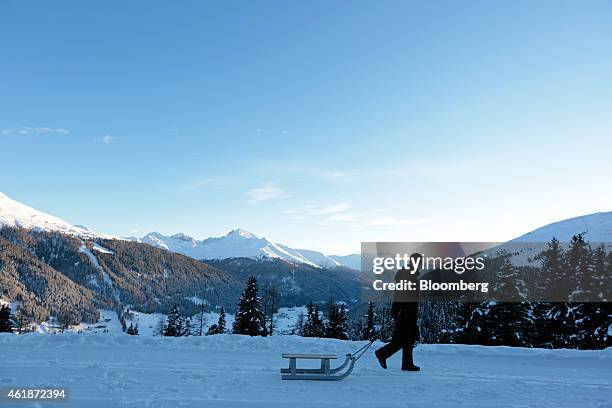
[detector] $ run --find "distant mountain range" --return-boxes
[139,230,360,269]
[2,191,611,271]
[0,192,359,269]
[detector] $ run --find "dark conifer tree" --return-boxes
[534,238,574,348]
[606,251,612,302]
[164,304,183,337]
[568,234,591,299]
[294,311,305,336]
[302,302,325,337]
[207,308,228,335]
[127,323,139,335]
[590,245,607,301]
[217,307,226,333]
[362,301,376,340]
[376,303,394,342]
[312,304,325,337]
[183,317,192,336]
[232,276,265,336]
[325,300,349,340]
[0,305,13,333]
[478,254,532,346]
[302,302,314,337]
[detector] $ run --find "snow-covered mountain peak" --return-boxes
[0,192,110,239]
[225,229,258,239]
[139,228,351,269]
[170,232,197,242]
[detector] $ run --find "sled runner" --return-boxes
[281,353,356,380]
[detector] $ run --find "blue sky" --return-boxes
[1,1,612,254]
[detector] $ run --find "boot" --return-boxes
[401,345,420,371]
[374,348,387,369]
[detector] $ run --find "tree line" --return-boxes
[420,234,611,349]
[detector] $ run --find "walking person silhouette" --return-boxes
[374,253,422,371]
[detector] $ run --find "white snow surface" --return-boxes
[0,334,609,408]
[512,211,612,243]
[79,246,101,269]
[0,191,113,239]
[141,229,348,269]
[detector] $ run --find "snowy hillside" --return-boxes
[489,211,612,266]
[512,211,612,243]
[0,334,609,407]
[0,192,111,239]
[142,229,348,269]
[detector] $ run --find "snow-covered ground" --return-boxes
[0,334,609,408]
[7,305,306,338]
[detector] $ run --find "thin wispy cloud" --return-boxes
[286,202,433,229]
[311,202,352,215]
[174,178,250,194]
[0,126,70,136]
[101,135,115,144]
[247,183,289,204]
[285,202,423,228]
[263,162,356,183]
[284,203,352,219]
[324,212,363,222]
[263,160,479,185]
[365,217,435,226]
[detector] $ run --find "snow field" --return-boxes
[0,334,609,408]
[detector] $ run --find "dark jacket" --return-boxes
[390,268,420,343]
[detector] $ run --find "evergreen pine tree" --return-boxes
[217,307,226,333]
[606,251,612,302]
[164,304,183,337]
[537,238,566,294]
[361,301,376,340]
[302,302,314,337]
[0,305,13,333]
[590,245,607,301]
[232,276,265,336]
[534,238,576,348]
[568,234,591,300]
[477,253,532,346]
[312,304,325,337]
[207,308,228,335]
[302,302,325,337]
[568,245,611,349]
[183,317,192,336]
[261,313,269,337]
[348,319,364,341]
[294,311,305,336]
[324,300,349,340]
[376,303,394,342]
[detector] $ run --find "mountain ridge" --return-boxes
[3,191,611,271]
[140,229,345,269]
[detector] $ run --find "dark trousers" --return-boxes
[376,318,415,367]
